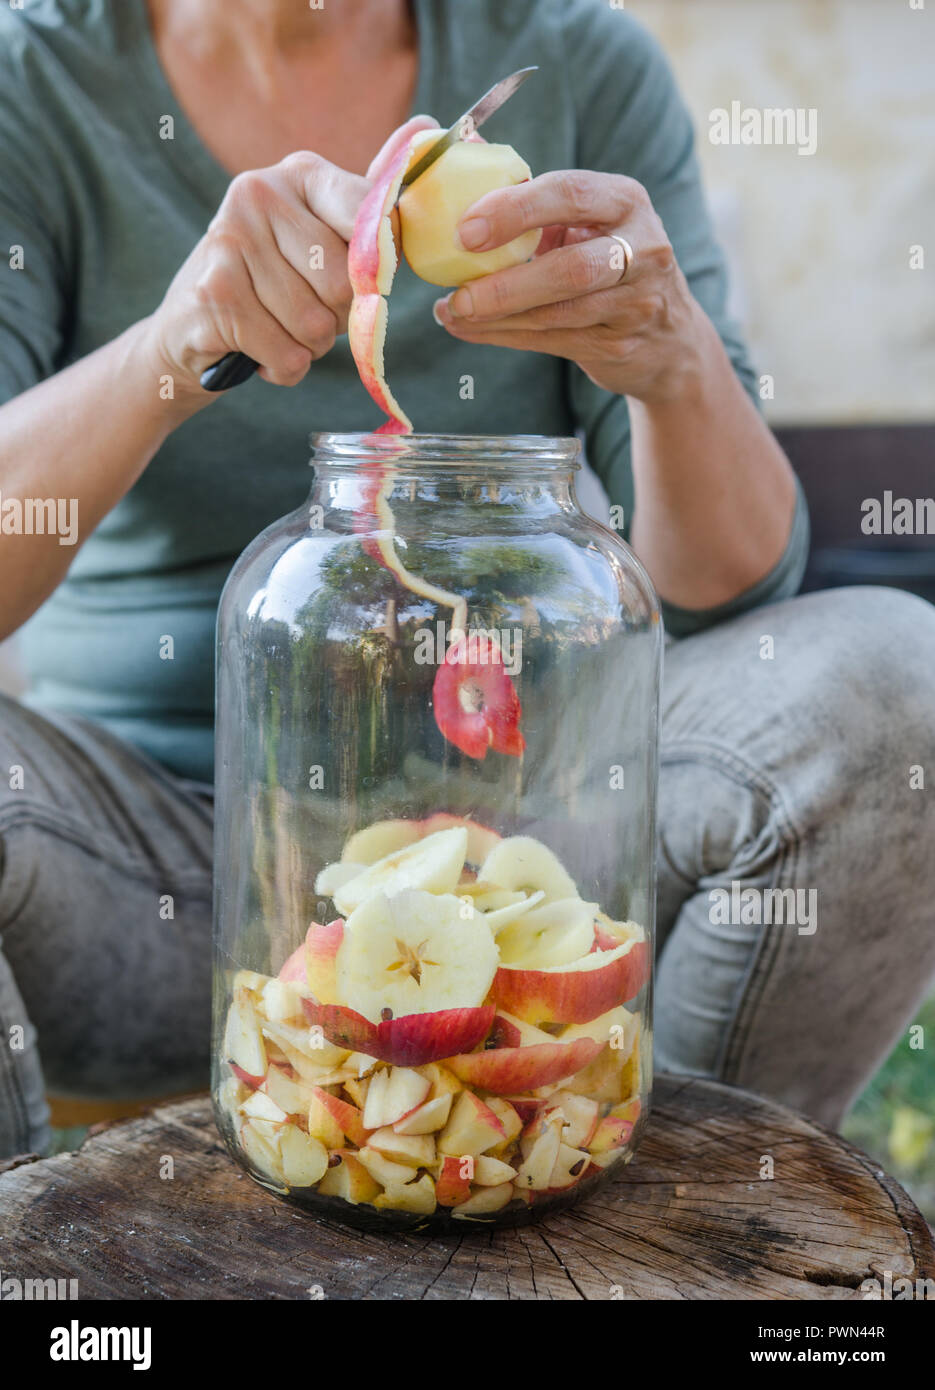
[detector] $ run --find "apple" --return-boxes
[398,140,542,287]
[301,997,495,1067]
[547,1142,590,1190]
[490,935,650,1025]
[432,631,525,760]
[261,1017,350,1072]
[276,945,307,987]
[473,1155,517,1186]
[589,1116,634,1155]
[308,1086,371,1149]
[232,969,269,996]
[279,1125,329,1187]
[306,1090,346,1149]
[357,1146,422,1190]
[343,1075,371,1109]
[304,919,344,1005]
[317,1149,382,1204]
[418,813,501,868]
[261,1065,314,1118]
[496,897,598,970]
[341,819,422,865]
[224,988,269,1081]
[229,1061,264,1091]
[241,1089,288,1124]
[514,1123,562,1191]
[435,1155,473,1207]
[445,1036,602,1095]
[498,1096,543,1128]
[373,1172,437,1215]
[240,1120,286,1184]
[416,1062,464,1100]
[392,1093,453,1135]
[542,1091,600,1149]
[452,1181,514,1219]
[558,1004,637,1052]
[361,1066,431,1130]
[367,1126,436,1168]
[484,1097,523,1149]
[438,1090,506,1157]
[262,977,309,1024]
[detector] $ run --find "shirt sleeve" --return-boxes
[0,18,70,405]
[557,1,808,633]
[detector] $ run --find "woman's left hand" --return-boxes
[433,170,705,406]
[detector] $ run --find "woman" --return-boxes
[0,0,932,1158]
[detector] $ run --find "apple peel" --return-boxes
[301,996,495,1066]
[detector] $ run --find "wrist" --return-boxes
[126,317,216,428]
[632,297,717,413]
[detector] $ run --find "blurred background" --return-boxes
[4,0,933,1213]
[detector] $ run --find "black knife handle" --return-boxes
[200,351,260,392]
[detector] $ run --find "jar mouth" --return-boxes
[309,432,580,473]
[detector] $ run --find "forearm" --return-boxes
[0,317,207,639]
[628,305,797,611]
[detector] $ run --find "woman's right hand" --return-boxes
[144,117,437,400]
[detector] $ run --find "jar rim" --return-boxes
[309,432,580,471]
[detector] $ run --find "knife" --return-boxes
[199,66,538,392]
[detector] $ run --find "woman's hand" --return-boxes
[433,170,705,406]
[145,117,437,399]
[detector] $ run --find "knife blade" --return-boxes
[398,66,538,191]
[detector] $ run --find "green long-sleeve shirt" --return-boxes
[0,0,808,782]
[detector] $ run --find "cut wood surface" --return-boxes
[1,1075,931,1300]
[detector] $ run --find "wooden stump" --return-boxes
[1,1075,931,1300]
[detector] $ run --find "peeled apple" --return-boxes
[347,121,542,433]
[397,135,542,287]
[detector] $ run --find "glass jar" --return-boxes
[213,433,661,1231]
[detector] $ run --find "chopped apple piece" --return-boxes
[262,977,308,1023]
[232,969,269,996]
[452,1181,515,1218]
[318,1149,382,1204]
[473,1155,517,1186]
[362,1066,431,1130]
[446,1036,602,1095]
[304,919,345,1006]
[392,1093,453,1135]
[278,1125,329,1187]
[315,861,366,896]
[484,1097,523,1149]
[343,1075,371,1109]
[224,988,268,1080]
[357,1146,422,1190]
[240,1119,286,1184]
[589,1116,634,1155]
[559,1005,637,1052]
[309,1086,371,1148]
[438,1090,506,1157]
[373,1172,437,1215]
[418,1062,464,1100]
[367,1126,435,1168]
[514,1123,563,1191]
[542,1092,600,1149]
[261,1017,350,1071]
[306,1091,346,1149]
[260,1067,312,1117]
[548,1142,590,1189]
[333,827,467,916]
[435,1154,473,1206]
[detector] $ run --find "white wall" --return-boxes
[630,0,934,424]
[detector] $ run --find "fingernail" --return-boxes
[432,298,450,326]
[458,216,490,250]
[448,287,474,318]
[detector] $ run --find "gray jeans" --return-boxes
[2,585,934,1159]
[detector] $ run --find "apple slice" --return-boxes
[392,1092,453,1135]
[481,890,546,935]
[438,1090,506,1157]
[497,898,598,969]
[357,1146,421,1190]
[332,829,468,916]
[240,1119,287,1184]
[368,1126,435,1168]
[398,139,542,287]
[277,946,308,987]
[315,861,366,897]
[544,1092,600,1149]
[342,819,423,865]
[473,1155,517,1186]
[547,1142,591,1190]
[432,631,525,760]
[373,1172,437,1214]
[262,977,308,1022]
[417,1062,464,1100]
[229,1061,264,1091]
[306,1090,346,1149]
[261,1017,350,1074]
[478,836,578,903]
[242,1089,288,1124]
[343,1075,370,1109]
[418,813,501,868]
[514,1123,563,1191]
[232,969,269,996]
[435,1154,473,1206]
[589,1115,635,1155]
[309,1086,371,1149]
[224,988,268,1080]
[279,1125,329,1187]
[318,1149,381,1204]
[302,996,495,1067]
[362,1066,431,1130]
[261,1066,314,1118]
[559,1004,637,1052]
[304,919,345,1006]
[451,1181,514,1218]
[445,1036,602,1095]
[484,1097,523,1148]
[490,933,650,1025]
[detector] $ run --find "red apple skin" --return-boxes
[436,1155,472,1207]
[229,1062,264,1090]
[304,918,344,1000]
[490,940,650,1025]
[277,944,307,984]
[301,999,495,1067]
[502,1097,544,1127]
[445,1037,602,1095]
[310,1086,371,1149]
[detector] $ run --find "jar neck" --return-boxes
[307,432,582,514]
